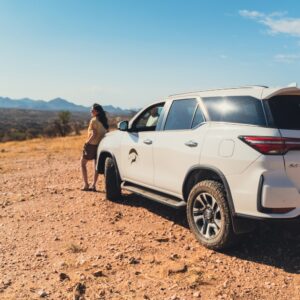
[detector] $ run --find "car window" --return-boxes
[267,95,300,129]
[192,105,205,128]
[164,99,198,130]
[202,96,266,126]
[133,103,164,132]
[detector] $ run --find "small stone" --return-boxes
[168,263,188,275]
[59,273,70,281]
[193,291,201,298]
[37,289,48,297]
[93,270,104,277]
[170,254,180,260]
[99,289,105,297]
[35,250,47,258]
[129,257,140,265]
[80,274,86,280]
[155,237,169,243]
[114,252,124,260]
[73,282,86,300]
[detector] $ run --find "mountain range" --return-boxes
[0,97,135,116]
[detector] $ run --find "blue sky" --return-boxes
[1,0,300,108]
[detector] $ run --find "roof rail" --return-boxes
[242,85,269,88]
[169,85,268,97]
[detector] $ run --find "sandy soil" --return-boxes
[0,134,300,300]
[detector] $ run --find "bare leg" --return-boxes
[91,159,99,190]
[80,157,89,189]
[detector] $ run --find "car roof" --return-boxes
[167,85,300,100]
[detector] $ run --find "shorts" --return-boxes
[82,143,98,160]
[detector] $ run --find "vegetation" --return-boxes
[0,108,133,142]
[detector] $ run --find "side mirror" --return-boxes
[117,120,129,131]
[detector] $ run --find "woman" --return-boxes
[81,103,108,191]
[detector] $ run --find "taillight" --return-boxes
[239,136,300,155]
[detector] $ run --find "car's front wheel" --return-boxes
[104,157,122,201]
[187,180,237,250]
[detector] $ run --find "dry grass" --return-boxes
[0,131,86,160]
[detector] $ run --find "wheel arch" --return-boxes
[182,165,257,234]
[182,165,235,215]
[97,151,120,175]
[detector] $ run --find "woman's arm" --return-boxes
[86,119,96,144]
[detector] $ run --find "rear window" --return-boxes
[268,95,300,130]
[202,96,266,126]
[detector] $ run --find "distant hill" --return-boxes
[0,96,135,116]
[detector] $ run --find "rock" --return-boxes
[93,270,105,277]
[59,272,70,281]
[193,291,201,298]
[37,289,48,297]
[129,257,140,265]
[105,263,112,270]
[80,274,86,280]
[155,237,169,243]
[170,254,180,260]
[99,289,105,298]
[167,263,188,275]
[114,252,124,260]
[35,250,47,258]
[73,282,86,300]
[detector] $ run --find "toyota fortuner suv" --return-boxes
[96,85,300,250]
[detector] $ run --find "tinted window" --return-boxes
[192,106,205,128]
[268,95,300,129]
[164,99,197,130]
[202,96,266,126]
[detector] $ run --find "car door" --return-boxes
[121,102,165,187]
[153,98,208,196]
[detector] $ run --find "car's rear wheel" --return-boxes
[187,180,238,250]
[104,157,122,201]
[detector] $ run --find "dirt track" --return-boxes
[0,135,300,299]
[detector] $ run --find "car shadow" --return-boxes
[112,193,300,274]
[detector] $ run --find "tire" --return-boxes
[104,157,122,201]
[187,180,238,250]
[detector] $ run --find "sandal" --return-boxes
[81,186,90,191]
[89,187,97,192]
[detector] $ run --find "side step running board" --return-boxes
[121,182,186,209]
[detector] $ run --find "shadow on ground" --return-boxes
[112,193,300,274]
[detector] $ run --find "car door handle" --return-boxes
[185,140,198,147]
[143,139,153,145]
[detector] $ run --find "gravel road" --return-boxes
[0,136,300,299]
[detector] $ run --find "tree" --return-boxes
[54,111,72,137]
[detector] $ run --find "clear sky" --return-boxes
[1,0,300,108]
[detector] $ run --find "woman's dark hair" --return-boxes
[93,103,109,130]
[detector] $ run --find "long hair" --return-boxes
[93,103,109,130]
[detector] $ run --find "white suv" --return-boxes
[97,85,300,250]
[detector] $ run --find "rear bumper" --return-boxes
[232,213,300,234]
[259,174,300,211]
[226,155,300,219]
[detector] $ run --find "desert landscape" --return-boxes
[0,134,300,300]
